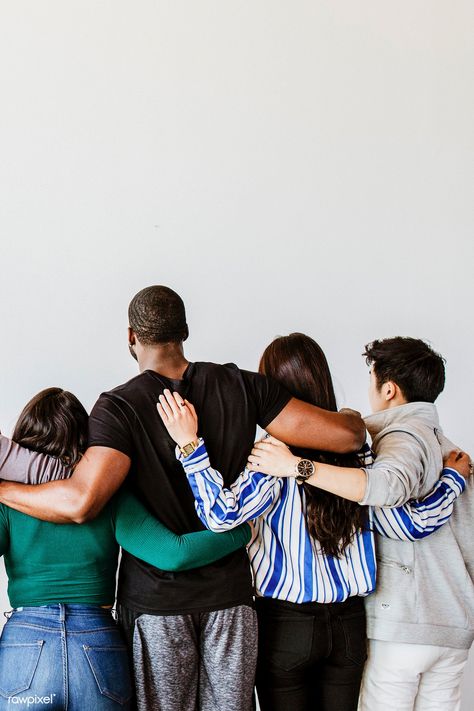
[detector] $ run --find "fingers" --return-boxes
[158,391,175,419]
[253,440,278,453]
[184,399,198,420]
[172,391,186,410]
[444,449,460,464]
[458,452,473,474]
[157,402,169,423]
[255,436,289,451]
[264,435,287,448]
[247,453,262,469]
[158,390,186,420]
[164,389,183,416]
[444,450,473,478]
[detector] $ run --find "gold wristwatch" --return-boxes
[179,440,200,457]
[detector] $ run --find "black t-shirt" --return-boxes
[88,362,291,614]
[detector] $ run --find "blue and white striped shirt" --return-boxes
[179,441,465,604]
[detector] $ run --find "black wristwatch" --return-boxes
[295,458,315,484]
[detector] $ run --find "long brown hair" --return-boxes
[259,333,368,557]
[12,387,88,467]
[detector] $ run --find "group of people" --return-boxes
[0,284,471,711]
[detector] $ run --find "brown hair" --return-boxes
[259,333,368,557]
[12,387,88,467]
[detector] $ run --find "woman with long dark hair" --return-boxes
[157,333,464,711]
[257,333,368,556]
[0,388,250,710]
[158,334,370,710]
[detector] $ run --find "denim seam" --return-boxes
[4,623,61,632]
[5,623,118,634]
[338,615,367,665]
[60,605,68,710]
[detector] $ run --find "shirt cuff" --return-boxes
[441,467,466,493]
[175,438,208,466]
[357,468,371,505]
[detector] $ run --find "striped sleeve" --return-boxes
[178,439,281,531]
[372,468,466,541]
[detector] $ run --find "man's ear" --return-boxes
[382,380,398,402]
[128,327,139,362]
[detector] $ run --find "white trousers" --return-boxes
[358,639,469,711]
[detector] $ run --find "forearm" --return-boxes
[373,468,466,541]
[0,478,93,523]
[0,446,130,523]
[181,440,278,530]
[359,432,426,507]
[173,526,252,570]
[267,399,365,454]
[305,462,367,502]
[114,490,251,570]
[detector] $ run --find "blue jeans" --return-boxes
[0,604,133,710]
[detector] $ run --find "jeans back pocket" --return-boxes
[83,645,132,706]
[258,612,315,672]
[0,641,44,698]
[338,612,367,666]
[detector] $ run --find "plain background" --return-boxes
[0,1,473,705]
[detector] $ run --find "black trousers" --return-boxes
[255,595,367,711]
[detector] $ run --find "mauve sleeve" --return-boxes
[0,433,71,484]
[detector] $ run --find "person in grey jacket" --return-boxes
[250,337,473,711]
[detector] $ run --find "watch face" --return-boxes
[181,442,197,457]
[297,458,314,480]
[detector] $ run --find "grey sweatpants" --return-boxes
[118,604,258,711]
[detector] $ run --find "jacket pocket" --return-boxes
[366,555,417,624]
[0,640,44,698]
[82,645,132,705]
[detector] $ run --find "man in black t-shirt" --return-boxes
[0,286,365,711]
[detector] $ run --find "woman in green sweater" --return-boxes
[0,388,250,710]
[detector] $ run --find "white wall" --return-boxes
[0,1,472,705]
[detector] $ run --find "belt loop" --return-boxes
[59,603,66,622]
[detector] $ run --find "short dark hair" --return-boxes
[12,387,89,467]
[363,337,445,403]
[128,286,188,345]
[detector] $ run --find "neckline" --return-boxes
[143,362,195,385]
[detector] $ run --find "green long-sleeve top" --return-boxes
[0,489,251,608]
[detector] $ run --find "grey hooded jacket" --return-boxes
[361,402,474,649]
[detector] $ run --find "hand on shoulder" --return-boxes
[444,450,473,479]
